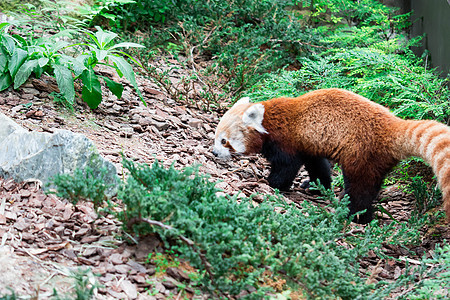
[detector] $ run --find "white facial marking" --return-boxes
[213,131,247,159]
[228,132,246,153]
[213,132,231,159]
[213,97,259,160]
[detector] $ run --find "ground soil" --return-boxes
[0,60,448,299]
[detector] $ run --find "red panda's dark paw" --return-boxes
[300,180,311,189]
[300,180,322,196]
[268,181,293,192]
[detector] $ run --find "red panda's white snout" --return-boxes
[213,97,267,159]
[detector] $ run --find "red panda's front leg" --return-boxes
[261,141,303,191]
[267,159,303,191]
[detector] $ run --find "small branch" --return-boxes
[267,38,330,50]
[225,161,250,175]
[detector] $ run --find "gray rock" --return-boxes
[0,113,25,141]
[0,112,117,196]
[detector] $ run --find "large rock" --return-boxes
[0,112,117,194]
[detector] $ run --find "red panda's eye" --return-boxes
[221,139,227,145]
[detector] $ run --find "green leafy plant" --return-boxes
[0,22,74,94]
[405,243,450,300]
[408,175,441,215]
[53,268,101,300]
[0,21,145,109]
[73,26,145,109]
[244,48,450,123]
[77,0,136,29]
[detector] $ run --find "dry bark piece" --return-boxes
[13,217,30,231]
[166,267,190,282]
[115,264,132,274]
[109,253,124,265]
[121,279,138,299]
[127,260,147,274]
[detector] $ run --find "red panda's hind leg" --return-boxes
[302,156,332,190]
[343,172,384,224]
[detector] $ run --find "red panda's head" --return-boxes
[212,97,268,159]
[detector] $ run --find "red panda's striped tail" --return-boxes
[399,119,450,221]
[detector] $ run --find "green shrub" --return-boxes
[51,159,449,298]
[49,166,117,211]
[77,0,136,29]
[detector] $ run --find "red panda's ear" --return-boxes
[233,97,250,107]
[243,104,267,134]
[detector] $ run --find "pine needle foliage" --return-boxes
[50,159,450,298]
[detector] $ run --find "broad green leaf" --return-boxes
[0,22,9,31]
[11,34,27,47]
[115,0,135,4]
[96,49,109,61]
[14,59,38,89]
[108,55,144,103]
[33,64,44,78]
[0,72,12,91]
[38,57,49,67]
[99,13,117,21]
[109,42,145,50]
[81,66,103,109]
[111,49,143,68]
[81,67,97,92]
[0,47,8,73]
[50,40,70,53]
[94,26,117,49]
[27,44,45,57]
[81,75,102,109]
[108,55,134,79]
[9,48,28,77]
[1,34,15,55]
[101,75,124,99]
[72,55,88,77]
[54,64,75,105]
[85,32,100,48]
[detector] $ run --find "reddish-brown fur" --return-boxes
[215,88,450,223]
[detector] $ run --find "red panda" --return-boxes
[212,88,450,224]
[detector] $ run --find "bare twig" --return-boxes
[225,160,250,175]
[267,38,330,50]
